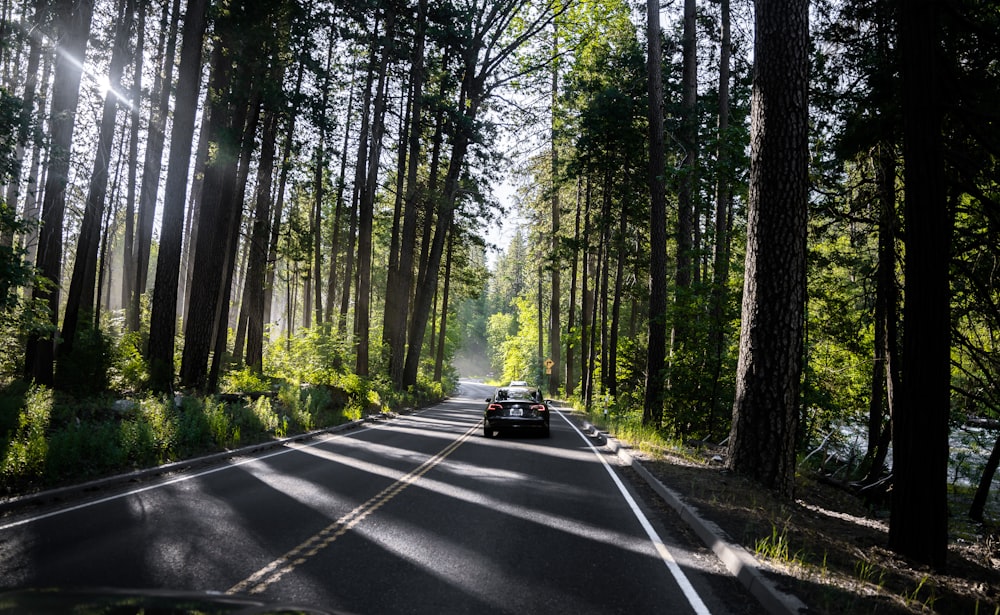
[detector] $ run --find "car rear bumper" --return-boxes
[485,417,549,430]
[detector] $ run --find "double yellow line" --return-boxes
[228,420,481,596]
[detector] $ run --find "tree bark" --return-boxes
[706,0,733,439]
[565,176,582,396]
[726,0,809,498]
[671,0,697,360]
[385,0,427,389]
[61,0,133,354]
[241,82,282,372]
[179,30,243,390]
[548,20,562,397]
[434,229,454,382]
[643,0,667,426]
[889,0,950,570]
[25,0,93,386]
[146,0,208,392]
[122,0,149,318]
[129,0,180,333]
[356,5,396,377]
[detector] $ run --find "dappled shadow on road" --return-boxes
[0,400,758,614]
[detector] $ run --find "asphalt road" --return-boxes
[0,380,762,614]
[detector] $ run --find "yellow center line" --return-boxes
[227,420,482,596]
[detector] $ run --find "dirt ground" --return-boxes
[625,444,1000,614]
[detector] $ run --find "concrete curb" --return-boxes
[0,417,378,515]
[592,425,809,615]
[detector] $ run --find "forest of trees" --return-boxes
[1,0,999,571]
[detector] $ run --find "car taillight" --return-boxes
[531,404,546,413]
[488,404,503,412]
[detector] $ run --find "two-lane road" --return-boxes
[0,381,762,614]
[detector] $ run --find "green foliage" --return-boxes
[55,325,114,396]
[221,366,273,394]
[0,87,38,323]
[486,311,517,376]
[0,385,52,482]
[263,325,350,385]
[579,392,681,456]
[484,297,545,385]
[108,331,149,393]
[0,377,362,492]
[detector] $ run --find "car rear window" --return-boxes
[495,387,537,401]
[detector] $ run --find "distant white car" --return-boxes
[508,380,528,387]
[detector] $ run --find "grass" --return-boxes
[0,378,437,496]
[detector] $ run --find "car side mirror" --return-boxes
[485,397,492,402]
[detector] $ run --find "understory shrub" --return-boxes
[1,385,52,484]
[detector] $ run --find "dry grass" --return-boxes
[632,446,1000,614]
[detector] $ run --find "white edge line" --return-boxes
[0,424,381,532]
[556,410,713,615]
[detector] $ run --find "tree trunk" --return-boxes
[609,202,627,398]
[129,0,180,333]
[706,0,732,439]
[122,0,148,316]
[241,79,282,372]
[580,180,593,405]
[643,0,667,426]
[61,0,133,354]
[726,0,809,498]
[385,0,426,389]
[325,57,356,324]
[434,229,454,382]
[565,176,582,396]
[889,0,950,570]
[179,35,243,390]
[18,45,51,272]
[969,432,1000,522]
[864,142,897,477]
[311,18,340,329]
[356,6,396,377]
[2,0,45,250]
[548,21,562,397]
[402,87,478,389]
[25,0,93,386]
[208,80,263,391]
[597,174,612,395]
[182,88,212,319]
[671,0,697,359]
[145,0,208,393]
[341,32,378,336]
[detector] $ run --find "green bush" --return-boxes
[1,385,52,483]
[264,326,350,385]
[109,331,149,392]
[55,326,114,396]
[221,367,272,394]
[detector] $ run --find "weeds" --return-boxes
[754,524,802,567]
[855,558,886,589]
[904,576,938,611]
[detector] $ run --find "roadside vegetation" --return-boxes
[0,325,450,496]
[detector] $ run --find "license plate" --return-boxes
[509,408,523,417]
